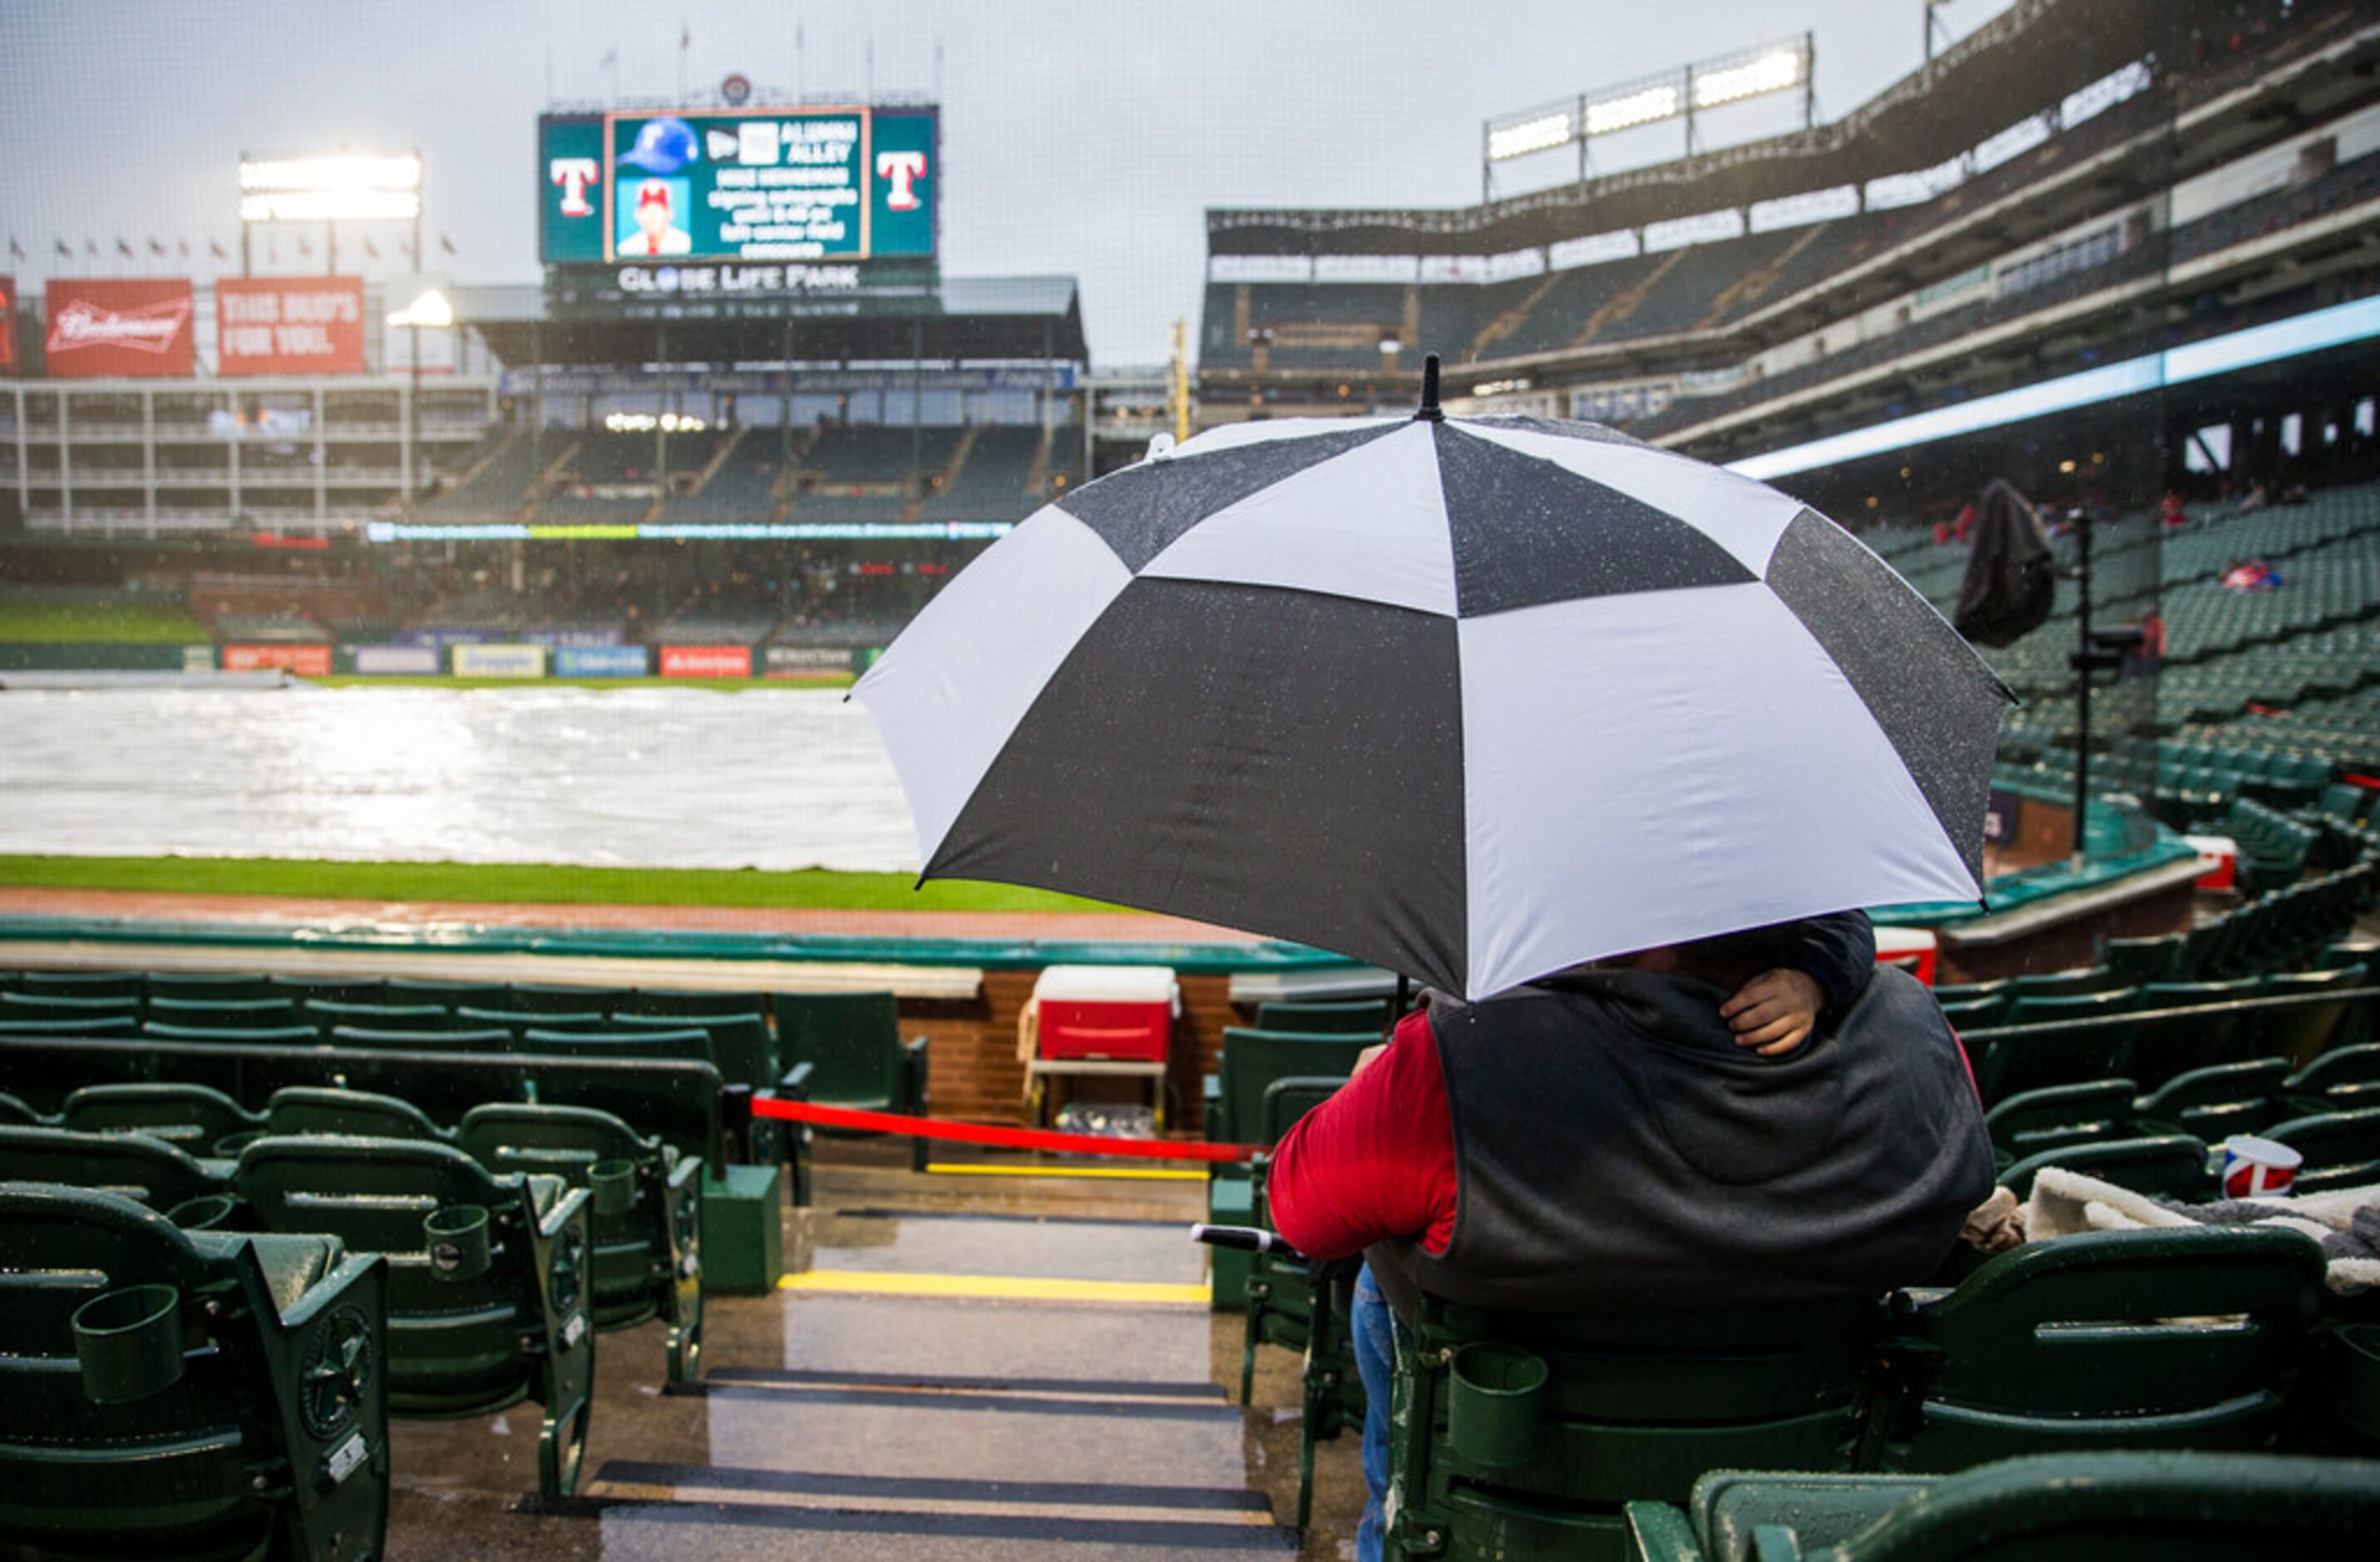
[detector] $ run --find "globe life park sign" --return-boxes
[614,261,862,294]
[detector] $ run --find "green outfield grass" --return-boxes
[0,602,211,644]
[304,674,854,691]
[0,854,1128,914]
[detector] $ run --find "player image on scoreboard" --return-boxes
[617,177,694,256]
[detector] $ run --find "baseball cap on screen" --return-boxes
[621,116,699,174]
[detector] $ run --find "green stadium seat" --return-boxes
[2117,993,2270,1090]
[1968,993,2141,1104]
[1242,1075,1354,1399]
[457,1103,703,1384]
[383,978,508,1010]
[146,996,302,1029]
[264,1087,449,1144]
[2265,1107,2380,1194]
[2285,1043,2380,1113]
[0,1184,389,1562]
[515,1026,713,1063]
[1875,1228,2326,1472]
[2249,963,2370,1065]
[1629,1451,2380,1562]
[0,991,141,1025]
[7,970,143,1000]
[265,974,391,1005]
[0,1014,141,1039]
[232,1134,595,1499]
[327,1025,512,1050]
[1981,1078,2139,1164]
[625,988,765,1020]
[0,1124,228,1214]
[1996,1134,2213,1202]
[144,973,272,1004]
[59,1083,264,1157]
[2133,1058,2294,1140]
[2099,933,2187,985]
[771,991,930,1172]
[2007,965,2121,998]
[141,1021,323,1046]
[609,1011,789,1165]
[505,983,627,1016]
[453,1005,607,1036]
[1253,997,1392,1035]
[301,999,450,1031]
[1386,1293,1883,1561]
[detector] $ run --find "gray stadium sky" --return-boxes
[0,0,2027,366]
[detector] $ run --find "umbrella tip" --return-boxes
[1415,353,1444,423]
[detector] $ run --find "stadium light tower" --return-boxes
[388,285,454,518]
[239,150,423,277]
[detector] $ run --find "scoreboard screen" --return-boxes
[541,106,935,265]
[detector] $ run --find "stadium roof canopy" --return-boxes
[454,275,1088,369]
[1207,0,2203,255]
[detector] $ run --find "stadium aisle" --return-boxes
[383,1156,1303,1558]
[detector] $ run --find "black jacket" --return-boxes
[1367,964,1994,1321]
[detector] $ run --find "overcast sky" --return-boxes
[0,0,2026,365]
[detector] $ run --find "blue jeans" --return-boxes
[1353,1262,1396,1562]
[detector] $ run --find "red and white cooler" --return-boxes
[1023,965,1181,1062]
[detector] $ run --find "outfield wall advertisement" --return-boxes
[542,105,936,265]
[352,645,442,675]
[555,645,650,676]
[217,276,368,376]
[222,643,332,676]
[45,279,195,378]
[452,643,548,678]
[659,645,751,678]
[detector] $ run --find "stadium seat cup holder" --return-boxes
[426,1204,492,1283]
[1446,1342,1547,1468]
[590,1158,639,1218]
[212,1129,267,1158]
[72,1283,185,1405]
[166,1193,239,1232]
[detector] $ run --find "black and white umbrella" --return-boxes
[857,376,2011,1000]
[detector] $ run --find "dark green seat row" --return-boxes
[0,983,927,1181]
[0,1084,706,1382]
[0,1184,391,1561]
[1380,1227,2344,1561]
[1624,1451,2380,1562]
[0,1123,595,1498]
[1986,1045,2380,1158]
[1953,970,2375,1103]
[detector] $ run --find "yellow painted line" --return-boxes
[924,1161,1207,1181]
[780,1269,1210,1304]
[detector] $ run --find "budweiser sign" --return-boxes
[42,279,195,377]
[48,296,191,353]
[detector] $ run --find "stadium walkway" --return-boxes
[390,1152,1328,1558]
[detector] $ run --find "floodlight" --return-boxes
[239,153,422,224]
[1694,49,1802,109]
[1585,85,1679,136]
[1489,112,1573,161]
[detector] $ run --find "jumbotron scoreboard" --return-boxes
[541,106,936,264]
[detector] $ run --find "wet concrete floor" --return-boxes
[385,1144,1364,1559]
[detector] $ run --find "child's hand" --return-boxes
[1721,968,1825,1056]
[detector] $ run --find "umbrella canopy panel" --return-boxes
[857,414,2010,1000]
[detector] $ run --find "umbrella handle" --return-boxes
[1190,1223,1305,1262]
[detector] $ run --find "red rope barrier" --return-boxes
[750,1095,1262,1163]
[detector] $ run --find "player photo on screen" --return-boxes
[617,177,693,256]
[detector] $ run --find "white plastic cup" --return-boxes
[2221,1136,2303,1199]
